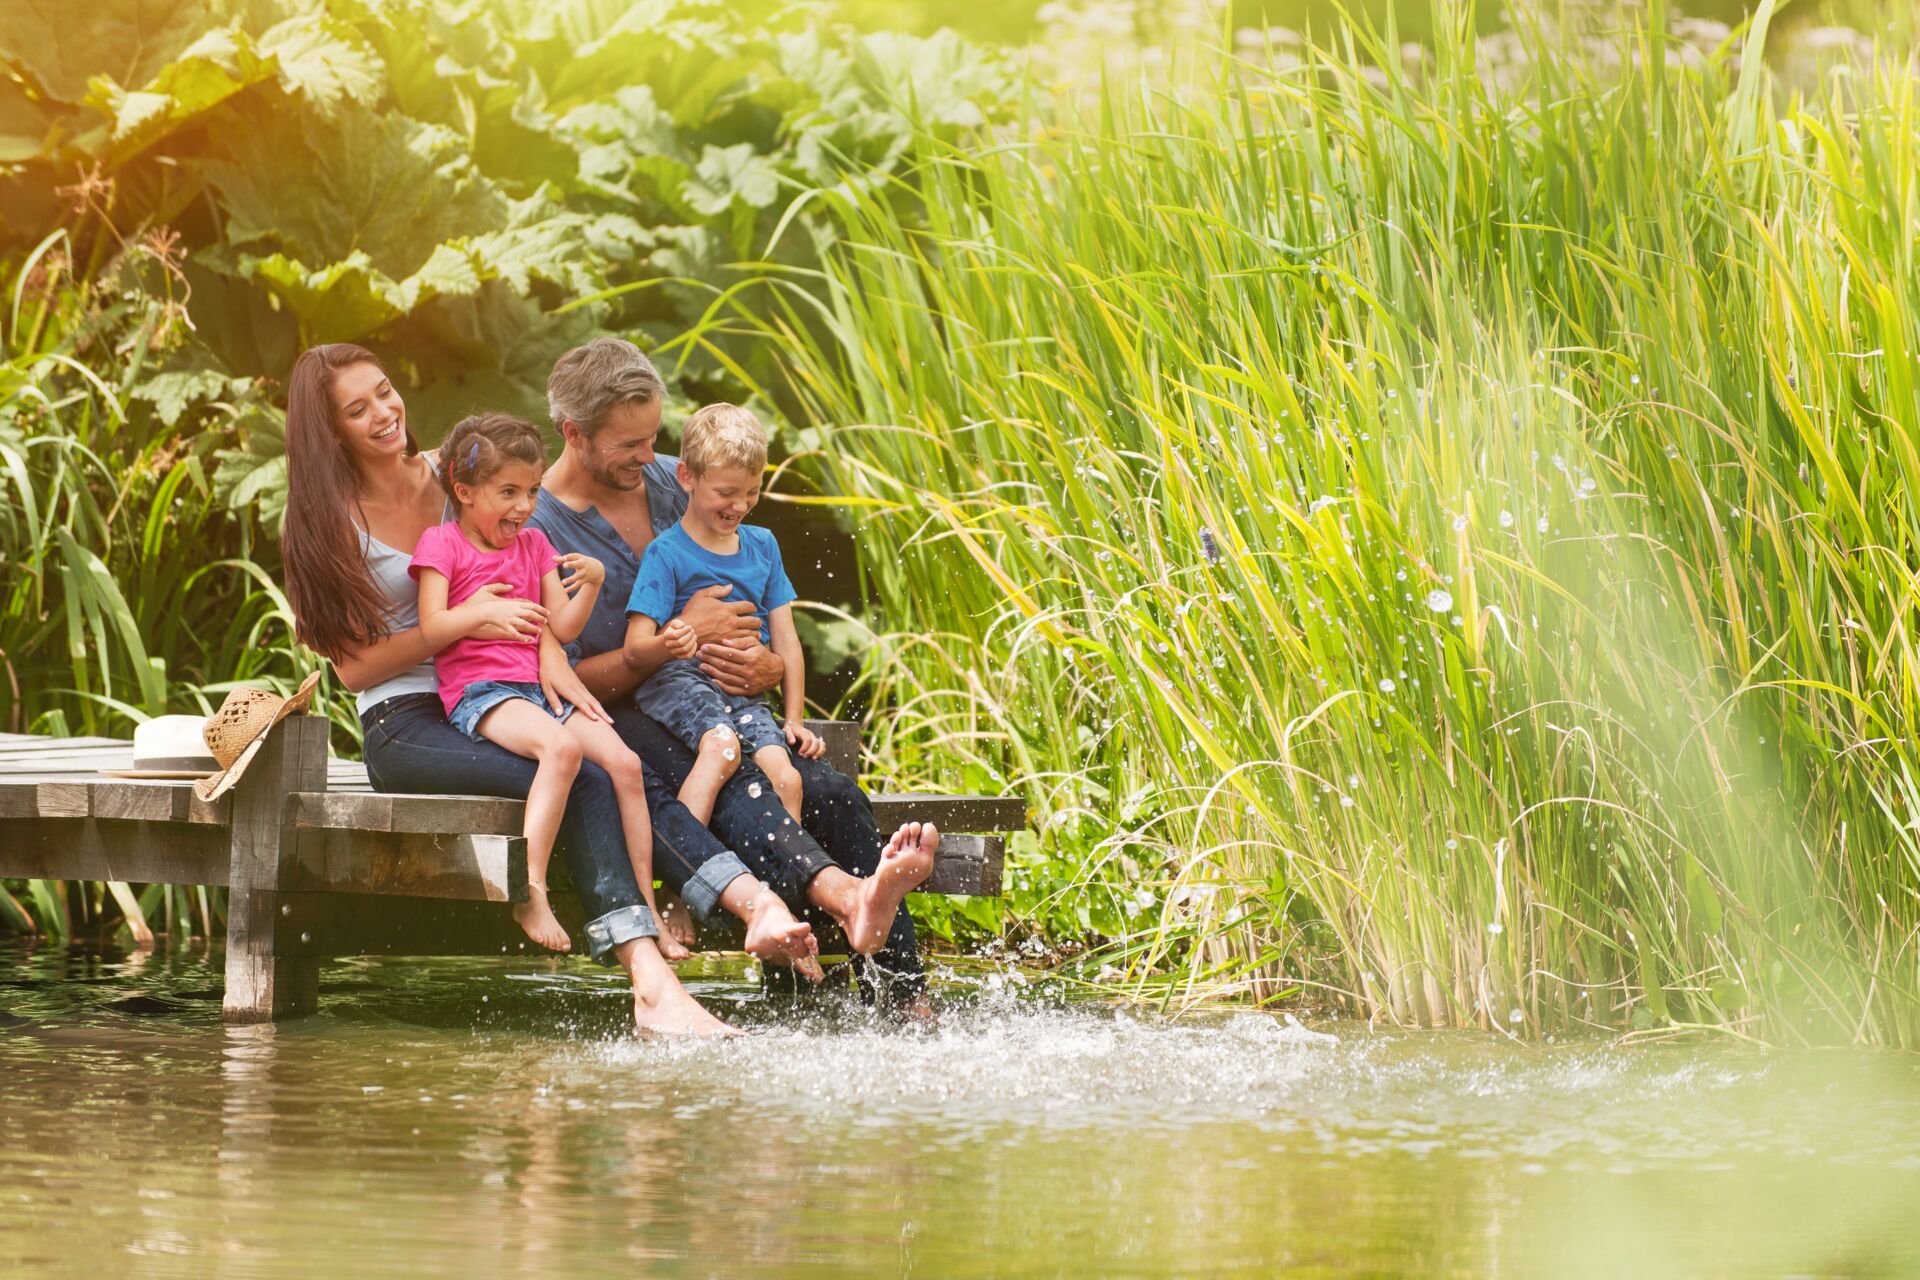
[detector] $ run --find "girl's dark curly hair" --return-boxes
[439,412,547,505]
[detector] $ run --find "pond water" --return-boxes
[3,942,1918,1277]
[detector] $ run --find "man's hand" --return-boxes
[698,635,784,697]
[679,583,760,646]
[784,719,825,760]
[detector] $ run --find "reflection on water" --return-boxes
[2,942,1917,1277]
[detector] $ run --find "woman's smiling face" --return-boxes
[329,361,407,465]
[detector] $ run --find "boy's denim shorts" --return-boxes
[448,679,574,741]
[635,660,789,758]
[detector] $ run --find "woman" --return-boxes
[280,343,815,1035]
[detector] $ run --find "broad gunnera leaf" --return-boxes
[0,0,230,104]
[257,17,384,115]
[200,99,504,280]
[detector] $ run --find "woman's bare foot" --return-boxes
[845,822,938,955]
[742,891,824,982]
[512,884,572,953]
[629,944,739,1037]
[659,892,696,948]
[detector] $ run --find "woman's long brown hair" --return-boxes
[282,344,421,663]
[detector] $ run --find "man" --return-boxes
[527,337,933,1010]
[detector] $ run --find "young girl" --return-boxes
[411,412,687,958]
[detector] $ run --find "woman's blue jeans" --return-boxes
[358,693,694,963]
[359,694,925,1003]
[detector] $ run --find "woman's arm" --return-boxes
[331,581,546,693]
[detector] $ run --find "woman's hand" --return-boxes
[784,719,825,760]
[540,642,610,723]
[660,618,699,660]
[555,552,604,594]
[461,582,546,642]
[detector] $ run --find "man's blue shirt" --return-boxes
[527,452,687,664]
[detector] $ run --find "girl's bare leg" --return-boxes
[479,700,584,952]
[564,715,690,960]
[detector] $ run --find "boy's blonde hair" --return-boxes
[680,403,767,477]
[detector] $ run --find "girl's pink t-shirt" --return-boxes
[408,521,556,714]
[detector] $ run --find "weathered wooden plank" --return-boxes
[870,794,1025,832]
[0,736,125,757]
[920,834,1004,896]
[34,781,91,818]
[282,826,526,903]
[813,720,860,777]
[91,781,189,822]
[0,817,231,884]
[281,788,1026,836]
[223,717,329,1024]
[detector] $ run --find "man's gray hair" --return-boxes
[547,337,666,437]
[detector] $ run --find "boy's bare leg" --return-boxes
[805,822,939,955]
[479,700,583,953]
[677,726,742,826]
[752,744,804,824]
[564,715,690,960]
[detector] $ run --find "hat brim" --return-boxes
[99,769,219,779]
[192,671,325,802]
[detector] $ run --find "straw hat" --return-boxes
[192,672,324,802]
[100,715,220,778]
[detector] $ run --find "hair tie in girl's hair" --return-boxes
[465,440,481,471]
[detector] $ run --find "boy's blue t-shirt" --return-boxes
[627,523,796,646]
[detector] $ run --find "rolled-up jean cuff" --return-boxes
[683,852,752,922]
[583,903,659,964]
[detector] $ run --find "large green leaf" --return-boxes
[257,16,384,114]
[201,99,505,278]
[80,27,276,165]
[0,0,229,103]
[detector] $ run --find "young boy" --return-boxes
[624,404,825,828]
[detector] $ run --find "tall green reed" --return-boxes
[726,1,1920,1042]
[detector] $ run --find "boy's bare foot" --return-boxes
[844,822,938,955]
[659,892,697,950]
[741,892,823,982]
[512,885,573,953]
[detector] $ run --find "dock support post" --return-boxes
[223,717,329,1023]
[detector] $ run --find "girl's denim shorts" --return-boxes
[448,679,574,740]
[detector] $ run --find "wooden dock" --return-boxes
[0,718,1021,1022]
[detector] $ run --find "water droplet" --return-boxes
[747,782,762,799]
[1487,921,1504,935]
[1451,515,1467,532]
[1498,510,1514,528]
[1377,677,1397,693]
[1508,1008,1524,1024]
[1425,588,1453,612]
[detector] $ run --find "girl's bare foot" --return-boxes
[512,884,573,952]
[741,892,824,982]
[659,892,697,952]
[845,822,938,955]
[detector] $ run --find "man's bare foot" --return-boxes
[741,892,823,982]
[657,893,695,959]
[512,885,572,953]
[844,822,938,955]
